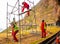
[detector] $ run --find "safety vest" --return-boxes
[14,24,18,31]
[44,23,47,30]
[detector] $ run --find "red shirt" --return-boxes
[22,2,29,12]
[22,2,29,8]
[41,22,46,32]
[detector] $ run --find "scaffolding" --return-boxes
[6,0,37,44]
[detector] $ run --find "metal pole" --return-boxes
[12,0,18,13]
[20,2,23,37]
[6,2,9,44]
[33,1,37,34]
[18,0,21,44]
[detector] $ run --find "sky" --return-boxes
[0,0,40,32]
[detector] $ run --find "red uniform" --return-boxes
[22,2,29,16]
[56,36,60,44]
[41,22,46,38]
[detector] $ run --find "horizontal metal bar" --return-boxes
[19,9,31,15]
[8,5,18,9]
[8,5,23,13]
[13,9,18,13]
[8,12,18,15]
[8,9,34,15]
[27,0,34,4]
[19,9,34,15]
[19,24,37,26]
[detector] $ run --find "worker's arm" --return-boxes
[22,6,25,12]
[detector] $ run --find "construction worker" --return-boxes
[22,2,30,16]
[41,20,46,38]
[55,35,60,44]
[11,22,19,42]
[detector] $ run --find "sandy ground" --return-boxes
[0,32,42,44]
[0,26,60,44]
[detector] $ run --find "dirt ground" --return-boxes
[0,26,60,44]
[0,32,41,44]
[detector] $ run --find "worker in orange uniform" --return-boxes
[22,2,30,16]
[41,20,47,38]
[55,35,60,44]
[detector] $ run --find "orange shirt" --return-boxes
[41,22,46,32]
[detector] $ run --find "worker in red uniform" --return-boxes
[11,22,19,42]
[22,2,30,16]
[55,35,60,44]
[41,20,46,38]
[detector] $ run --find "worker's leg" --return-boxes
[27,6,30,16]
[42,31,44,38]
[42,31,46,38]
[12,30,16,41]
[44,29,46,38]
[22,6,25,12]
[13,30,18,42]
[44,31,46,38]
[27,11,29,16]
[12,30,14,36]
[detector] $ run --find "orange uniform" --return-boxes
[41,20,46,38]
[56,36,60,44]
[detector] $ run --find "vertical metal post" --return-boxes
[6,2,8,44]
[33,1,37,34]
[29,0,34,33]
[18,0,21,44]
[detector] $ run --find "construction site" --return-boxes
[0,0,60,44]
